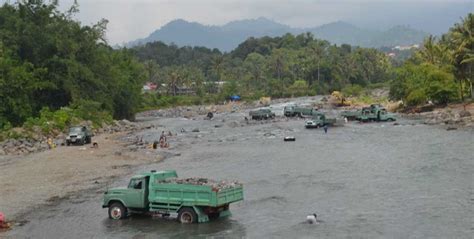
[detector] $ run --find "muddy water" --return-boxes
[6,104,474,238]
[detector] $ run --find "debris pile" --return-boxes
[406,108,474,127]
[164,177,242,190]
[0,138,49,156]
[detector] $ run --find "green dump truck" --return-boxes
[284,105,318,117]
[356,104,396,122]
[305,113,336,128]
[249,108,275,120]
[103,170,243,223]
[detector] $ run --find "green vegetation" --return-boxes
[0,1,145,131]
[389,13,473,106]
[134,33,393,108]
[0,1,471,142]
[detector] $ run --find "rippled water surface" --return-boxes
[6,105,474,238]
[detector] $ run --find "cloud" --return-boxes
[3,0,471,44]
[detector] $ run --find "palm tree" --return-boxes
[308,41,327,85]
[211,55,224,82]
[270,49,285,81]
[418,35,438,64]
[449,13,474,99]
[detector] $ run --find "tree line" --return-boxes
[0,0,145,129]
[133,32,393,100]
[1,1,471,131]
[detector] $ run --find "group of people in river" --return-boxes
[152,131,172,149]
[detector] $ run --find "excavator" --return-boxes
[329,91,352,107]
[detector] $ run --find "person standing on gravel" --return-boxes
[323,124,328,134]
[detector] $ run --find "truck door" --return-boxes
[126,178,146,209]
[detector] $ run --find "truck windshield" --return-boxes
[128,179,142,189]
[69,127,82,133]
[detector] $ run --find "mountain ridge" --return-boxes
[127,18,428,51]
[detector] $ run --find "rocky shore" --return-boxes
[403,103,474,129]
[0,119,150,156]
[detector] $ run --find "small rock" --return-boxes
[446,127,457,131]
[214,124,223,128]
[459,110,471,118]
[227,121,239,128]
[192,128,200,132]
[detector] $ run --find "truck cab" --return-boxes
[103,171,177,219]
[66,126,93,145]
[284,105,296,117]
[305,113,325,128]
[305,113,336,128]
[377,108,396,121]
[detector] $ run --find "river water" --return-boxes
[6,100,474,238]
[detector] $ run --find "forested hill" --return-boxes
[127,18,427,51]
[131,33,393,99]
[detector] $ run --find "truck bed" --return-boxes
[149,179,243,207]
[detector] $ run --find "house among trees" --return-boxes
[143,82,158,92]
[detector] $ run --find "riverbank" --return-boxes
[402,103,474,129]
[1,96,472,230]
[4,95,473,238]
[0,131,167,224]
[0,97,303,227]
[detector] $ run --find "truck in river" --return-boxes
[356,104,396,122]
[249,108,275,120]
[66,126,93,145]
[284,105,319,117]
[305,113,336,128]
[103,170,243,223]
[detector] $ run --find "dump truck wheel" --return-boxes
[178,207,197,224]
[109,202,127,220]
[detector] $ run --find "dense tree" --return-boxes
[390,13,473,105]
[0,1,145,127]
[134,32,394,99]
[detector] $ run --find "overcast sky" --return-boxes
[3,0,473,45]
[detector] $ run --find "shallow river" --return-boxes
[6,102,474,238]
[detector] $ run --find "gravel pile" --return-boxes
[163,177,242,190]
